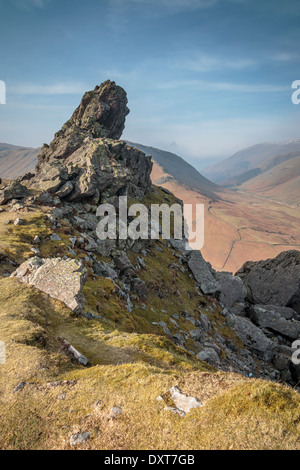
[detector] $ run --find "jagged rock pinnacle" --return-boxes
[70,80,130,140]
[30,80,152,203]
[36,80,130,167]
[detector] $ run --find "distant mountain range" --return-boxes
[239,155,300,205]
[202,139,300,185]
[0,143,39,179]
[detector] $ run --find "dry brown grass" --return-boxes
[0,276,300,450]
[0,197,299,450]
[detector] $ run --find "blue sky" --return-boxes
[0,0,300,170]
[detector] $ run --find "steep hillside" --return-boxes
[0,143,38,179]
[239,156,300,205]
[127,142,221,201]
[260,151,300,173]
[147,150,300,273]
[203,140,300,184]
[1,81,300,450]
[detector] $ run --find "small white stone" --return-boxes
[14,218,24,226]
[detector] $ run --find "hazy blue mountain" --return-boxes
[0,143,39,179]
[202,140,300,185]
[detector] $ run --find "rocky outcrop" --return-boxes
[217,250,300,384]
[214,271,247,309]
[228,314,276,362]
[0,180,29,205]
[11,257,87,313]
[167,241,300,383]
[69,80,129,141]
[30,81,152,203]
[31,138,152,203]
[2,79,300,390]
[181,248,246,307]
[237,250,300,313]
[36,80,129,165]
[249,305,300,341]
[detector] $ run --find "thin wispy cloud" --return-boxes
[10,82,87,95]
[109,0,220,11]
[272,52,299,62]
[10,0,51,10]
[106,0,220,34]
[171,54,258,73]
[156,79,287,93]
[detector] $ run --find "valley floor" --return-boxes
[152,162,300,272]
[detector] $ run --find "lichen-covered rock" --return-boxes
[11,257,87,313]
[237,250,300,313]
[0,180,29,205]
[169,386,203,414]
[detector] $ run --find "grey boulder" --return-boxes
[237,250,300,313]
[249,304,300,341]
[215,271,247,309]
[188,251,220,295]
[11,257,87,314]
[0,180,29,205]
[229,315,276,362]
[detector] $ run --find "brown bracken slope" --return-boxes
[148,146,300,273]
